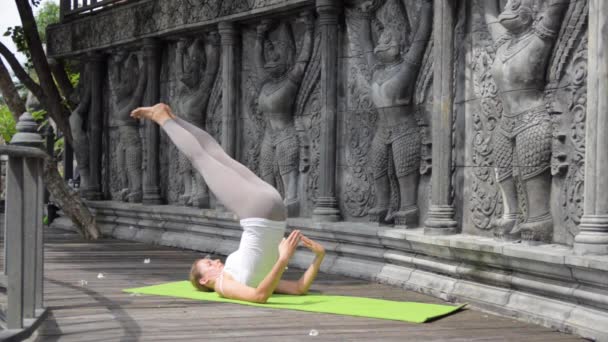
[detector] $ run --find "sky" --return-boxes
[0,0,60,70]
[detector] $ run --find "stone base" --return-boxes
[51,201,608,342]
[0,308,48,341]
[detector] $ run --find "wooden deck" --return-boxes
[3,223,583,341]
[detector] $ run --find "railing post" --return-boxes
[5,154,24,329]
[36,157,44,311]
[6,111,45,329]
[59,0,69,21]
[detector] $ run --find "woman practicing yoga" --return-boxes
[131,103,325,304]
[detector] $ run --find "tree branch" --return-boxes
[0,41,45,101]
[49,58,75,107]
[15,0,73,146]
[0,58,26,120]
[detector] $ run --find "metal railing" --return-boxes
[0,144,48,339]
[59,0,132,21]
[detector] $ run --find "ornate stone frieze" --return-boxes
[344,0,432,226]
[469,0,586,245]
[108,50,147,203]
[47,0,312,57]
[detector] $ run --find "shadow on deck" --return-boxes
[1,225,584,341]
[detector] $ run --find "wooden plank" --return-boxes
[0,219,584,341]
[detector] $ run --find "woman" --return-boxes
[131,103,325,304]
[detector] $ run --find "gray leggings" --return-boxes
[162,117,287,221]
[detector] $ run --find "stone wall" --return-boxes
[50,0,604,259]
[48,0,608,339]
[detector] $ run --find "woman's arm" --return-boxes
[219,230,303,303]
[275,236,325,295]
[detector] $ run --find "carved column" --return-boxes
[85,52,104,200]
[424,0,458,235]
[313,0,341,222]
[218,22,239,157]
[574,0,608,255]
[142,38,163,204]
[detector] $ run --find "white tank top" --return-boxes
[222,218,286,288]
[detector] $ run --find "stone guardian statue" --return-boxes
[69,62,92,194]
[359,0,432,226]
[110,51,148,203]
[255,12,314,215]
[483,0,569,242]
[174,32,220,208]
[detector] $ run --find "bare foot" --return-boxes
[130,103,176,125]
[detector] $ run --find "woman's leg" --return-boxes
[162,119,286,221]
[172,117,268,187]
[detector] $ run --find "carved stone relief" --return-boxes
[47,0,311,57]
[467,0,586,245]
[241,12,316,217]
[69,63,92,195]
[546,0,588,245]
[344,0,432,227]
[172,33,220,208]
[108,50,147,203]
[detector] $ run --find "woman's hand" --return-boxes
[301,236,325,257]
[279,230,302,262]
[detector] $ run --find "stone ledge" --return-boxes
[51,201,608,341]
[47,0,312,57]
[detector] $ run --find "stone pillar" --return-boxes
[85,52,104,200]
[218,22,239,158]
[313,0,341,222]
[142,38,163,204]
[424,0,458,235]
[573,0,608,255]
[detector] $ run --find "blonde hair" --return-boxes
[189,259,213,292]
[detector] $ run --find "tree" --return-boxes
[0,0,99,240]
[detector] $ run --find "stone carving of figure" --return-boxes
[69,62,92,194]
[358,0,432,226]
[255,12,314,215]
[483,0,569,242]
[110,51,147,203]
[174,32,220,208]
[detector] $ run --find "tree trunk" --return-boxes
[0,59,25,121]
[48,58,75,107]
[0,0,101,241]
[42,156,100,240]
[15,0,73,146]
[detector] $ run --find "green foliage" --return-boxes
[31,108,47,121]
[69,72,80,88]
[3,1,60,70]
[35,1,60,43]
[3,26,32,70]
[0,104,17,143]
[54,135,64,156]
[43,215,49,225]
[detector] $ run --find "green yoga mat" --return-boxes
[124,281,465,323]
